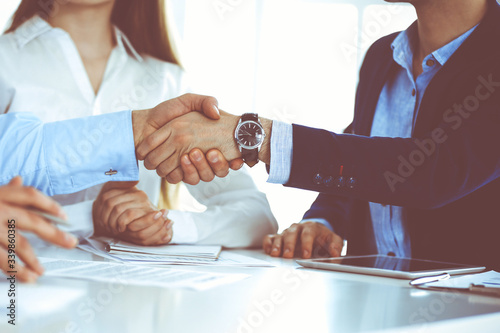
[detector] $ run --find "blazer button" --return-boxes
[347,177,357,189]
[323,176,334,187]
[313,173,324,185]
[334,176,345,188]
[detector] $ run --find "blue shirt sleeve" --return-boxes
[0,111,139,196]
[267,120,293,184]
[300,218,334,232]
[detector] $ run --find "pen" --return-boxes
[469,284,500,297]
[409,273,450,286]
[27,209,70,226]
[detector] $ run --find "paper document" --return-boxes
[78,237,274,267]
[422,270,500,297]
[105,238,221,259]
[429,270,500,288]
[39,258,249,291]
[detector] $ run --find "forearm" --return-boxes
[0,112,139,195]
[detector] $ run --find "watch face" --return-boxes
[236,121,264,149]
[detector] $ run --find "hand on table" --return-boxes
[262,221,343,259]
[92,181,174,246]
[0,176,77,283]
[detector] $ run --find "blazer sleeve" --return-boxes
[285,67,500,209]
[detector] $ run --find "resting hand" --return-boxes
[166,148,244,185]
[0,176,77,283]
[92,181,174,246]
[262,221,343,259]
[139,111,242,178]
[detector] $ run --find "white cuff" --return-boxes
[267,120,293,184]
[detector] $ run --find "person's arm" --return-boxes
[138,76,500,209]
[0,94,220,196]
[0,111,138,196]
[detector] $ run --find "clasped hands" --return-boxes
[92,93,246,244]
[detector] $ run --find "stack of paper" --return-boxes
[105,239,222,264]
[78,237,274,267]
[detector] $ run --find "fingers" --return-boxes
[124,214,174,246]
[142,125,175,169]
[5,206,78,249]
[0,249,39,283]
[262,234,275,254]
[166,166,185,184]
[179,155,200,185]
[189,149,215,182]
[8,175,23,186]
[323,232,343,257]
[229,158,244,171]
[281,224,302,258]
[1,185,65,219]
[124,209,167,232]
[269,234,283,257]
[299,224,317,259]
[177,93,220,120]
[206,149,230,178]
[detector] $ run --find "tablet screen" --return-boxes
[313,255,474,272]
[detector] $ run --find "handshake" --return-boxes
[131,93,272,184]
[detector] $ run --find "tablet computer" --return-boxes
[296,255,486,279]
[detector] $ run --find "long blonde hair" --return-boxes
[7,0,180,209]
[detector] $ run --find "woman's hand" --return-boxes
[92,181,174,246]
[262,221,343,259]
[0,176,77,282]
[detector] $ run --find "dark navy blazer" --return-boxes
[287,0,500,270]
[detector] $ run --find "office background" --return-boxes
[0,0,416,231]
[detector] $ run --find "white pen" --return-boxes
[409,273,451,286]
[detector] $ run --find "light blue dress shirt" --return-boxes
[268,24,476,256]
[0,111,139,196]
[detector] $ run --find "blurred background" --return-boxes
[0,0,417,232]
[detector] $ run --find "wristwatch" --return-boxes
[234,113,266,167]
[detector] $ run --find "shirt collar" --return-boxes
[12,15,143,63]
[391,21,477,71]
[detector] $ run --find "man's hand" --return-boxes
[0,176,78,283]
[166,148,244,185]
[262,221,343,259]
[92,181,174,246]
[138,111,242,178]
[132,93,220,151]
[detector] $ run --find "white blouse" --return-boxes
[0,16,277,247]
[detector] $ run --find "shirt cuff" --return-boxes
[301,218,334,232]
[168,210,199,244]
[267,120,293,184]
[45,110,139,195]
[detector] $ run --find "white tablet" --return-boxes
[296,255,486,279]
